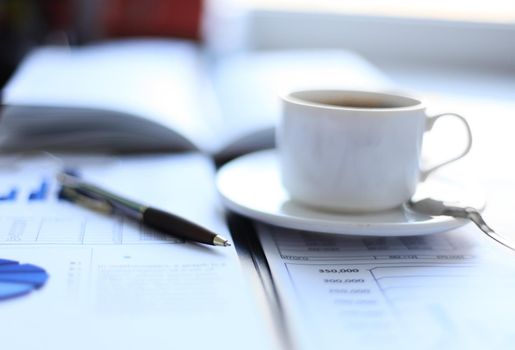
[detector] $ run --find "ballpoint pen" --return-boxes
[57,172,231,247]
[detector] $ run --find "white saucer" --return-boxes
[216,150,486,236]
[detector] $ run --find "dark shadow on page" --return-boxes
[226,211,295,350]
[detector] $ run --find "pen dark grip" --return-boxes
[142,207,215,245]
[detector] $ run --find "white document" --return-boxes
[0,154,277,350]
[258,224,515,350]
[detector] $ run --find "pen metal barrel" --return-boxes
[58,172,230,247]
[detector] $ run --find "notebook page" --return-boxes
[257,223,515,350]
[3,40,221,152]
[0,154,277,350]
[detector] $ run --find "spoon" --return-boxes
[409,197,515,251]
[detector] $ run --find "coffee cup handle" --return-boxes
[420,113,472,181]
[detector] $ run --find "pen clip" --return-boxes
[60,186,114,214]
[58,171,145,220]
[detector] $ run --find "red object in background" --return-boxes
[101,0,203,40]
[43,0,73,31]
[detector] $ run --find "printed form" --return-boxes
[0,154,277,350]
[258,223,515,350]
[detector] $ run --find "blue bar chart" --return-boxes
[0,188,17,201]
[28,179,50,201]
[0,177,51,203]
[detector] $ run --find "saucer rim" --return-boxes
[216,150,473,236]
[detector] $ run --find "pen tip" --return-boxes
[213,235,231,247]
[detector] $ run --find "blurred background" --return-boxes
[0,0,204,86]
[1,0,514,87]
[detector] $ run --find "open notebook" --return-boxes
[0,39,391,158]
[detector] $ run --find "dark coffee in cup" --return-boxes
[293,91,420,110]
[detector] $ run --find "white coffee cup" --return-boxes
[278,90,472,213]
